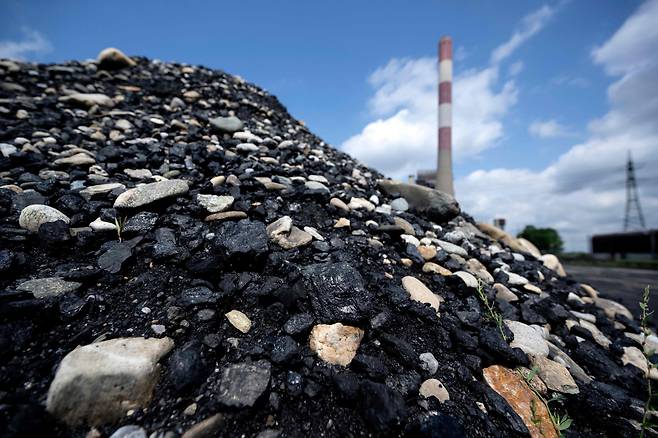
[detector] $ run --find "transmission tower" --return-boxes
[624,151,646,231]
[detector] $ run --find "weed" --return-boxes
[475,279,507,342]
[640,285,655,438]
[518,366,573,437]
[114,216,126,242]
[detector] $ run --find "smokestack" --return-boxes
[436,36,454,197]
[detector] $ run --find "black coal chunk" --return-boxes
[213,219,269,265]
[358,380,407,431]
[298,262,373,323]
[97,236,142,273]
[167,341,206,393]
[217,360,271,407]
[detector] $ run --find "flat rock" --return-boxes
[401,276,443,312]
[422,262,452,276]
[419,378,449,403]
[205,211,247,222]
[505,320,549,357]
[217,360,271,407]
[530,354,579,394]
[17,277,81,299]
[59,93,114,108]
[436,240,467,257]
[80,183,125,200]
[54,152,95,167]
[378,180,460,223]
[309,323,364,366]
[210,116,243,133]
[46,337,174,426]
[483,365,557,438]
[494,283,518,302]
[197,194,234,213]
[114,179,189,209]
[19,204,70,232]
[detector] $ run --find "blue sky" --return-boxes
[1,0,657,250]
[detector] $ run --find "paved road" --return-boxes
[565,264,658,325]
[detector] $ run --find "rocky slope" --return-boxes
[0,48,654,437]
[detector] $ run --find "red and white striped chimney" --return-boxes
[436,36,455,197]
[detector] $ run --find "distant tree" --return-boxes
[517,225,564,254]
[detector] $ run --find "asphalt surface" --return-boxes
[565,264,658,325]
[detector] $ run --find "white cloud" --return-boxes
[342,4,552,180]
[342,60,517,178]
[0,27,52,60]
[490,4,557,64]
[458,0,658,251]
[509,61,524,76]
[528,119,574,138]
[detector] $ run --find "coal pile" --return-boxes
[0,49,655,437]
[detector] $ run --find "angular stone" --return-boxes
[494,283,518,302]
[217,360,271,407]
[419,378,449,403]
[465,258,493,284]
[482,365,558,438]
[266,216,292,238]
[46,337,174,426]
[378,180,460,223]
[98,236,142,273]
[300,262,372,322]
[622,346,648,374]
[197,194,234,213]
[334,218,350,228]
[309,323,364,366]
[401,276,443,311]
[530,354,579,394]
[114,179,189,209]
[225,310,252,333]
[213,219,269,261]
[505,320,549,357]
[19,204,70,232]
[17,277,81,299]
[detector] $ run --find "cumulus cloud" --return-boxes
[458,0,658,250]
[0,27,52,60]
[528,119,574,138]
[342,4,551,179]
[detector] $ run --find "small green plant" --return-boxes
[475,279,507,341]
[518,366,573,436]
[114,216,126,242]
[640,285,655,438]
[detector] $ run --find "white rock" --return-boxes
[19,204,70,232]
[114,180,189,209]
[436,240,468,257]
[453,271,479,289]
[348,197,375,212]
[419,352,439,375]
[225,310,251,333]
[90,217,117,232]
[419,378,450,403]
[402,276,443,311]
[80,183,125,200]
[505,320,549,357]
[196,194,234,213]
[506,272,529,286]
[46,337,174,426]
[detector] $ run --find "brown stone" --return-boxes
[204,211,248,222]
[402,276,443,311]
[482,365,557,438]
[309,323,364,366]
[418,245,437,261]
